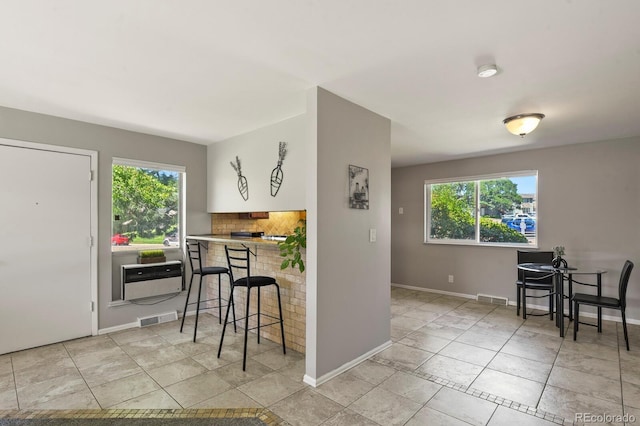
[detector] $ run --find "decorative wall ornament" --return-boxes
[349,164,369,209]
[270,141,288,197]
[230,156,248,201]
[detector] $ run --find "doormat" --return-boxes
[0,409,282,426]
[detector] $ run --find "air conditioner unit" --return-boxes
[122,261,183,300]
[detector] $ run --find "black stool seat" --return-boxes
[572,294,620,308]
[233,276,276,287]
[197,266,229,275]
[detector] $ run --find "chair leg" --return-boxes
[516,285,521,316]
[548,289,554,321]
[217,274,222,324]
[243,286,251,371]
[622,309,630,351]
[573,301,579,340]
[522,286,527,319]
[193,275,204,342]
[217,284,234,359]
[180,273,195,333]
[257,287,261,344]
[568,279,573,321]
[227,273,237,333]
[276,283,286,355]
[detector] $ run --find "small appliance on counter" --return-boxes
[230,231,264,238]
[261,235,288,241]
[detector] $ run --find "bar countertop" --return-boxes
[186,234,280,246]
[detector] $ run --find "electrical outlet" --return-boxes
[448,275,454,283]
[369,228,377,242]
[399,207,404,214]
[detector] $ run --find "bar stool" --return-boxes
[180,239,235,342]
[217,245,286,370]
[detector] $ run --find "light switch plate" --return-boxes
[369,228,377,242]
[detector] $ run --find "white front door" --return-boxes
[0,142,93,354]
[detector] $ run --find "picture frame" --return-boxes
[349,164,369,209]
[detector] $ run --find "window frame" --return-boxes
[111,157,186,253]
[424,170,538,248]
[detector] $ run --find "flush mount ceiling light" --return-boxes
[477,64,498,78]
[503,113,545,137]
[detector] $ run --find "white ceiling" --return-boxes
[2,1,640,167]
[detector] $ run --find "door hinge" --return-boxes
[90,301,95,312]
[89,170,95,181]
[88,236,94,247]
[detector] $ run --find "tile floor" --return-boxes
[1,286,639,425]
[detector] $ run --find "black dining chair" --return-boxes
[180,239,236,342]
[217,245,286,371]
[573,260,634,350]
[516,250,555,319]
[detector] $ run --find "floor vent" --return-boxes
[476,293,508,306]
[138,311,178,327]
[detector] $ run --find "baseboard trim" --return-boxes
[391,283,640,325]
[303,339,392,388]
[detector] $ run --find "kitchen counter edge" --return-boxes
[186,234,280,246]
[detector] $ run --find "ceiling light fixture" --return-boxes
[503,113,545,137]
[477,64,498,78]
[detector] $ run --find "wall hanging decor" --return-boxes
[349,164,369,209]
[230,156,249,201]
[270,141,288,197]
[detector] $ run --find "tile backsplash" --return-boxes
[211,211,306,235]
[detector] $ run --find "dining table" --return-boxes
[517,262,607,337]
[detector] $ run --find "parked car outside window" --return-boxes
[163,232,179,247]
[111,234,130,246]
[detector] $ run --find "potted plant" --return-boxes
[278,220,306,273]
[138,249,166,264]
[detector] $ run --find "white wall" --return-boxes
[306,87,391,382]
[0,106,210,330]
[391,138,640,321]
[207,114,306,212]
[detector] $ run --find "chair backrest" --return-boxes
[185,239,204,272]
[224,245,251,283]
[619,260,634,308]
[517,250,554,284]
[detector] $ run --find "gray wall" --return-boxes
[306,88,391,380]
[391,137,640,321]
[0,106,210,330]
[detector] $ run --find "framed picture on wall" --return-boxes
[349,164,369,209]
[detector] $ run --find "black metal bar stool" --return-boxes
[217,245,286,370]
[180,239,235,342]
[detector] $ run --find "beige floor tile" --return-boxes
[622,381,640,409]
[432,313,479,330]
[191,388,262,409]
[71,345,129,370]
[538,384,623,421]
[163,370,232,408]
[398,330,451,353]
[214,359,274,387]
[390,303,412,317]
[13,356,78,389]
[349,387,422,426]
[487,352,552,383]
[109,389,181,409]
[0,356,12,376]
[0,388,18,410]
[119,336,172,356]
[455,327,512,352]
[547,365,621,404]
[418,322,467,340]
[237,371,306,406]
[192,348,239,370]
[130,345,188,370]
[270,389,344,426]
[554,349,620,380]
[402,308,443,322]
[390,315,430,332]
[10,344,68,372]
[322,408,380,426]
[500,338,558,365]
[623,405,640,423]
[63,335,118,357]
[16,372,88,409]
[471,369,544,407]
[417,354,484,387]
[77,354,143,388]
[91,371,160,408]
[314,372,374,406]
[347,360,396,385]
[109,327,159,345]
[426,386,497,426]
[275,358,306,382]
[372,343,434,371]
[487,405,556,426]
[560,338,620,362]
[378,371,441,404]
[405,405,473,426]
[390,325,413,341]
[439,341,497,367]
[0,373,14,392]
[146,357,208,387]
[28,388,99,410]
[250,346,304,371]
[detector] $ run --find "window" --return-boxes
[425,171,537,247]
[112,158,185,251]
